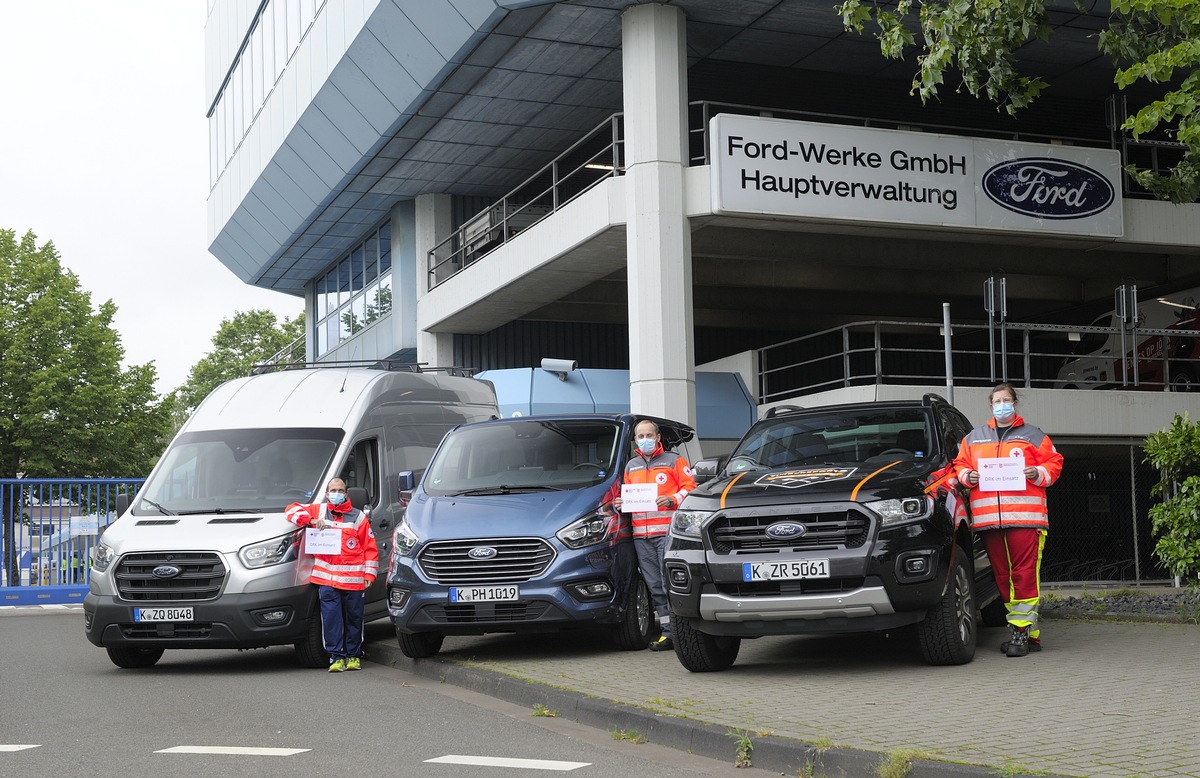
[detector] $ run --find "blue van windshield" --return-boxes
[423,419,621,495]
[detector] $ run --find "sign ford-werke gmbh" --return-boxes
[710,114,1123,238]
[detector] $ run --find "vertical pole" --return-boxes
[1129,444,1141,584]
[943,303,954,406]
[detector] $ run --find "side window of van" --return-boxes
[340,438,380,509]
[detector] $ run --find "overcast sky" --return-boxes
[0,2,302,394]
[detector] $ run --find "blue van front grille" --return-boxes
[417,537,555,584]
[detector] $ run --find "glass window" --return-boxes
[364,234,379,285]
[339,438,380,509]
[338,303,355,342]
[274,0,288,76]
[240,48,253,139]
[231,61,243,151]
[251,22,264,116]
[261,2,276,88]
[379,224,392,274]
[337,258,350,308]
[377,274,392,317]
[209,115,218,185]
[317,312,329,354]
[351,247,365,295]
[287,0,301,60]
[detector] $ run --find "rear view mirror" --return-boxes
[693,459,720,484]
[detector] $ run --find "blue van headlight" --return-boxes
[557,511,616,549]
[393,518,420,557]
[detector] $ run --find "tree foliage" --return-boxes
[1143,413,1200,584]
[838,0,1200,203]
[0,229,171,479]
[173,309,305,415]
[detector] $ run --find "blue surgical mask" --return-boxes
[327,492,347,506]
[992,402,1015,423]
[636,438,657,456]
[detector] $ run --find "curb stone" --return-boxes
[367,639,1070,778]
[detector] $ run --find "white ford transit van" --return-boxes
[83,365,498,669]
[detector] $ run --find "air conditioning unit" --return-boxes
[462,202,553,252]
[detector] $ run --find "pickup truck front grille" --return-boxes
[417,537,555,584]
[709,509,871,553]
[114,552,226,601]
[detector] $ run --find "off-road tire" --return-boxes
[916,545,977,665]
[612,578,653,650]
[397,629,444,659]
[672,614,741,672]
[294,614,327,668]
[106,646,164,669]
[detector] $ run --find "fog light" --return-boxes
[570,581,612,600]
[896,550,936,582]
[905,557,928,574]
[388,587,410,608]
[668,565,690,589]
[251,607,291,626]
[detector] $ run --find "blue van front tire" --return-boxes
[398,629,445,659]
[611,578,653,650]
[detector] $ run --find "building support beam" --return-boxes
[415,194,456,369]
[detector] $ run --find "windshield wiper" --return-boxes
[452,485,564,496]
[141,499,176,516]
[173,508,258,515]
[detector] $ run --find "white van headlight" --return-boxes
[393,518,420,557]
[239,531,301,568]
[92,542,116,572]
[865,496,933,526]
[671,509,712,539]
[557,510,616,549]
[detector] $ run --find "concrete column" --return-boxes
[622,2,696,426]
[389,200,417,352]
[414,193,457,368]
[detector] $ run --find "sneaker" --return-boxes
[345,657,362,671]
[999,637,1042,654]
[648,636,674,652]
[1004,626,1030,658]
[328,658,346,672]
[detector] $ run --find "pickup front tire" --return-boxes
[672,614,741,672]
[916,545,977,665]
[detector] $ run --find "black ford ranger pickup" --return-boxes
[664,394,1003,672]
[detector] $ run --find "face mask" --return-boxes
[636,438,657,456]
[328,492,347,506]
[992,402,1015,423]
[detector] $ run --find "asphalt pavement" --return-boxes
[365,597,1200,778]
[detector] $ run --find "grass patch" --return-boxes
[531,703,558,718]
[610,729,648,744]
[876,748,931,778]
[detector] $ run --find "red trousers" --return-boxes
[980,527,1046,636]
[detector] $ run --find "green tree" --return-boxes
[174,309,305,415]
[838,0,1200,203]
[1,229,172,583]
[1143,413,1200,584]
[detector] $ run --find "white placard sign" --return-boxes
[710,114,1123,238]
[70,515,99,536]
[304,528,343,554]
[620,483,659,513]
[978,457,1026,492]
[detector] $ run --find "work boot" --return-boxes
[648,636,674,652]
[999,635,1041,654]
[1004,626,1030,658]
[328,658,346,672]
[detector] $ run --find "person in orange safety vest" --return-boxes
[953,383,1063,658]
[613,420,696,652]
[285,478,379,672]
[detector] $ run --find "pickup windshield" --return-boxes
[423,419,620,496]
[134,428,344,515]
[729,408,933,472]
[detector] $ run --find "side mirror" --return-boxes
[693,458,721,484]
[396,471,415,507]
[115,493,130,518]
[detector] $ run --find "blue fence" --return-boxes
[0,478,144,606]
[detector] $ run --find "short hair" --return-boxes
[635,420,659,435]
[326,477,347,491]
[988,383,1019,404]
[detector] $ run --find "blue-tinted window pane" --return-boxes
[364,234,379,285]
[378,273,392,317]
[338,304,354,342]
[317,313,329,355]
[379,224,392,274]
[337,258,350,308]
[351,247,365,294]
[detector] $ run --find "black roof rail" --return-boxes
[921,392,949,407]
[247,360,478,377]
[764,404,805,418]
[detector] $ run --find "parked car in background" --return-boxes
[387,413,703,658]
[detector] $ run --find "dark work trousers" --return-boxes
[317,585,365,661]
[634,535,671,639]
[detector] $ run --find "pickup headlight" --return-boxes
[557,510,617,550]
[92,542,116,573]
[866,496,933,526]
[671,509,713,539]
[393,518,420,557]
[239,531,301,568]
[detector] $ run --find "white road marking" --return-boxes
[155,746,309,756]
[425,755,590,771]
[0,745,41,751]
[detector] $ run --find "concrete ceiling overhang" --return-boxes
[211,0,1133,296]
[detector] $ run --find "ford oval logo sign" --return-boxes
[982,157,1114,220]
[152,565,182,579]
[468,547,498,560]
[765,521,806,539]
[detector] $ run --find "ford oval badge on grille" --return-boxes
[982,157,1114,220]
[765,521,806,539]
[152,565,182,578]
[467,546,498,560]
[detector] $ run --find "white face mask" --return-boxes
[992,401,1015,423]
[636,438,657,456]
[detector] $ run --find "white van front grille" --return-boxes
[114,552,226,601]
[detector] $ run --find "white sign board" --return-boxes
[621,483,659,513]
[710,114,1123,238]
[304,528,343,554]
[978,457,1026,492]
[70,515,100,536]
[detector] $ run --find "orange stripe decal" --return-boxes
[850,461,901,501]
[720,472,747,510]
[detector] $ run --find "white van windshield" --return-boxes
[135,428,344,515]
[423,419,621,496]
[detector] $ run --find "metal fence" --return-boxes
[1,479,144,599]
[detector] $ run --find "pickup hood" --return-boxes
[689,460,943,507]
[406,486,609,541]
[100,512,296,554]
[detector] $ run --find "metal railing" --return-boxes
[758,319,1200,403]
[1,478,145,593]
